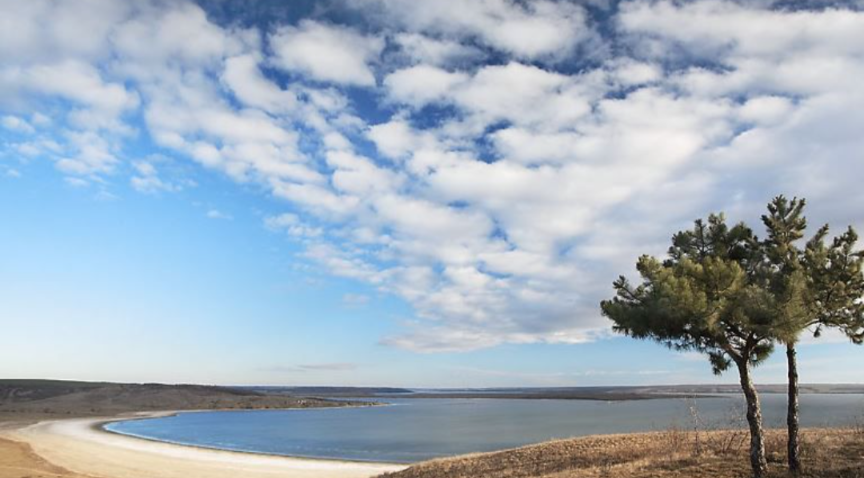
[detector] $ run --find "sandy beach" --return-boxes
[0,413,406,478]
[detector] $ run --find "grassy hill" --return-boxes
[378,428,864,478]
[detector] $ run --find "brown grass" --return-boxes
[378,428,864,478]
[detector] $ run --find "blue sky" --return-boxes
[1,0,863,387]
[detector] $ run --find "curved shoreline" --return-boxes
[99,408,412,465]
[1,413,407,478]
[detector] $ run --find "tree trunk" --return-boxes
[737,358,768,478]
[787,343,801,473]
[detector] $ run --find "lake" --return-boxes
[105,394,864,463]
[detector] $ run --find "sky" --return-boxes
[1,0,864,388]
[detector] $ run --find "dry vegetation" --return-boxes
[0,379,360,421]
[381,399,864,478]
[378,427,864,478]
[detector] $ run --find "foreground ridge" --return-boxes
[379,429,864,478]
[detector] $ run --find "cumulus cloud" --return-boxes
[222,54,298,114]
[3,0,864,354]
[130,156,183,194]
[353,0,592,60]
[270,20,384,86]
[384,65,469,107]
[392,33,483,67]
[264,213,323,238]
[1,115,35,134]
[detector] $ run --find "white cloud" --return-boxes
[367,119,437,160]
[621,0,864,60]
[130,157,181,194]
[384,65,468,107]
[272,182,360,217]
[355,0,592,60]
[608,59,662,86]
[381,62,595,134]
[64,177,89,188]
[264,213,323,238]
[491,128,581,165]
[0,0,130,64]
[222,54,297,114]
[27,61,138,113]
[2,60,138,131]
[392,33,482,66]
[1,116,35,134]
[112,2,243,70]
[738,95,794,125]
[4,0,864,355]
[206,209,233,220]
[55,131,119,176]
[270,20,384,86]
[327,150,404,196]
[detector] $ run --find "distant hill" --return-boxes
[244,386,414,396]
[4,380,859,421]
[0,379,361,420]
[369,384,864,400]
[630,383,864,395]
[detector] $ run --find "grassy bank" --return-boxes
[378,428,864,478]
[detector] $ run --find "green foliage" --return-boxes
[803,225,864,343]
[601,195,864,372]
[601,195,864,478]
[760,196,811,343]
[601,213,777,375]
[762,195,864,344]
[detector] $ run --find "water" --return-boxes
[105,394,864,463]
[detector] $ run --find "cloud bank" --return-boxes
[2,0,863,352]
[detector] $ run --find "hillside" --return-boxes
[246,386,414,396]
[378,428,864,478]
[0,379,358,420]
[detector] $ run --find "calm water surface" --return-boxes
[105,394,864,463]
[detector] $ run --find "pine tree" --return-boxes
[760,196,810,474]
[601,214,777,478]
[763,196,864,473]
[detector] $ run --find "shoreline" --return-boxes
[1,412,860,478]
[1,412,407,478]
[98,408,413,465]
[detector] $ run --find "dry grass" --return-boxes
[378,428,864,478]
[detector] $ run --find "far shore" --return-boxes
[0,412,407,478]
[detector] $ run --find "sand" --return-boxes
[0,413,407,478]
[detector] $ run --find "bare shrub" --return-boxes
[597,458,614,478]
[686,398,703,456]
[853,412,864,438]
[763,430,786,464]
[700,400,749,455]
[661,422,689,457]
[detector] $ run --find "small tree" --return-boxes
[601,214,778,478]
[763,196,864,473]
